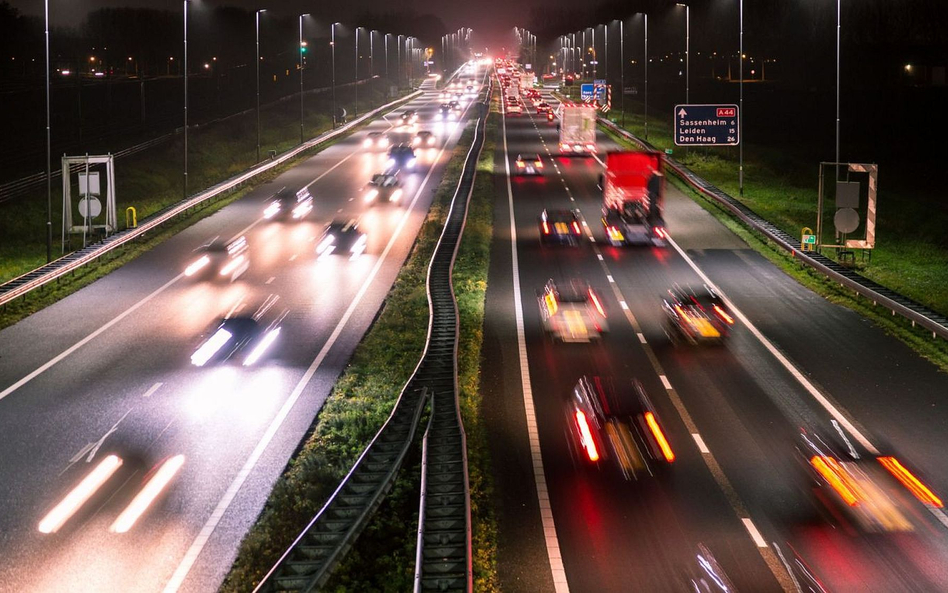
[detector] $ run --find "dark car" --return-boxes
[184,235,250,282]
[190,295,286,367]
[514,153,543,175]
[362,172,403,204]
[400,110,418,125]
[438,104,456,121]
[539,209,583,246]
[262,186,313,221]
[538,279,609,342]
[662,285,735,345]
[386,144,418,171]
[316,220,368,260]
[566,376,675,480]
[412,130,437,148]
[362,131,390,150]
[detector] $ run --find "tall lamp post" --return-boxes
[835,0,841,177]
[739,0,744,196]
[354,27,360,117]
[385,33,390,80]
[44,0,52,260]
[255,9,266,162]
[677,3,690,104]
[619,19,625,127]
[331,22,340,128]
[183,0,189,198]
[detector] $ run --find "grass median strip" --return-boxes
[221,120,480,592]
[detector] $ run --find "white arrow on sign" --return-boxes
[678,108,688,117]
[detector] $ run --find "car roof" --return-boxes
[542,209,577,222]
[518,153,541,160]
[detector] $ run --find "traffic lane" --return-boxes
[511,233,781,592]
[0,89,439,396]
[546,125,948,589]
[506,132,781,590]
[0,89,478,592]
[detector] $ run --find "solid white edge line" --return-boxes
[0,273,183,402]
[692,433,710,454]
[142,382,163,398]
[742,517,769,548]
[664,235,880,455]
[659,375,673,391]
[162,95,461,593]
[501,83,571,593]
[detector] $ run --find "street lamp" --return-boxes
[355,27,360,117]
[739,0,744,196]
[677,3,690,104]
[618,19,625,127]
[331,22,341,128]
[44,0,52,260]
[299,13,309,145]
[255,9,266,163]
[835,0,841,178]
[385,33,390,80]
[183,0,190,198]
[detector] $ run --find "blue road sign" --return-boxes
[674,104,739,146]
[580,84,595,101]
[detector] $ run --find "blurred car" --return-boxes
[536,101,552,114]
[799,429,943,533]
[681,544,740,593]
[316,220,368,260]
[514,153,544,175]
[538,279,608,342]
[567,376,675,478]
[412,130,437,148]
[362,172,404,204]
[386,144,418,171]
[538,209,583,246]
[262,186,313,221]
[184,236,249,282]
[362,131,390,150]
[190,295,286,367]
[400,110,418,125]
[438,104,456,121]
[662,285,735,345]
[448,100,461,113]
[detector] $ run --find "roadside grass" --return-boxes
[221,122,478,593]
[594,101,948,318]
[0,81,401,285]
[600,124,948,372]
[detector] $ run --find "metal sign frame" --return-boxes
[673,104,739,146]
[816,162,878,250]
[62,154,117,249]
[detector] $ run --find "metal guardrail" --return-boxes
[413,78,491,593]
[252,67,481,593]
[597,118,948,342]
[0,89,424,309]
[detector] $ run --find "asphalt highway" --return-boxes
[0,67,485,593]
[483,83,948,592]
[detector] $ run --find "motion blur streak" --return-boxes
[878,456,944,508]
[38,455,123,533]
[810,456,860,506]
[190,328,232,367]
[243,328,280,366]
[111,455,186,533]
[589,289,605,318]
[219,254,246,277]
[184,255,210,277]
[645,412,675,462]
[575,410,599,462]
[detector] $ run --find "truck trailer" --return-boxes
[558,104,598,154]
[600,151,667,246]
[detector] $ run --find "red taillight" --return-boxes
[878,456,944,508]
[713,304,735,325]
[589,289,606,318]
[542,221,550,235]
[516,161,524,168]
[572,221,581,235]
[644,412,675,462]
[653,226,667,239]
[575,410,600,462]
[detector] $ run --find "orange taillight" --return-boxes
[878,456,944,508]
[645,412,675,462]
[589,289,605,318]
[810,455,860,506]
[713,304,734,325]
